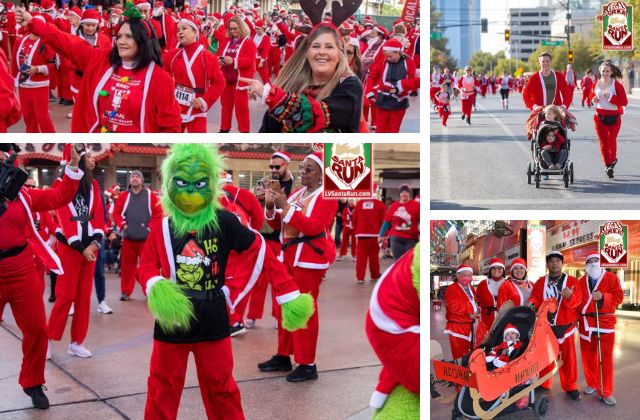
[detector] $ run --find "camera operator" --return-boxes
[0,143,82,410]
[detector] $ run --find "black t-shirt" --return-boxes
[154,209,256,343]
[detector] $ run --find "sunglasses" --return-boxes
[269,165,281,170]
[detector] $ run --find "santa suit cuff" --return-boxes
[282,205,296,224]
[264,206,276,220]
[221,285,234,311]
[276,290,301,305]
[261,83,272,104]
[64,165,84,180]
[369,391,389,409]
[145,276,164,296]
[38,65,49,75]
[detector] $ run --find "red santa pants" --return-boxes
[0,266,48,388]
[581,90,591,107]
[461,95,474,118]
[447,334,472,360]
[356,237,381,281]
[182,117,207,133]
[375,108,406,133]
[220,83,250,132]
[580,333,615,397]
[267,47,281,78]
[566,84,575,104]
[47,243,96,343]
[256,63,270,84]
[276,266,325,365]
[430,87,439,103]
[339,227,356,257]
[18,86,56,133]
[593,112,621,166]
[539,333,578,391]
[439,107,450,125]
[363,97,377,124]
[57,62,72,101]
[145,338,244,420]
[120,238,146,297]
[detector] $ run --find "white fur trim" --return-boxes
[443,329,472,341]
[261,83,271,104]
[80,18,99,24]
[369,391,389,409]
[276,290,301,305]
[145,276,164,296]
[64,165,84,180]
[272,151,290,162]
[304,153,323,169]
[493,358,507,368]
[231,231,266,310]
[382,46,401,52]
[456,266,473,274]
[282,205,296,224]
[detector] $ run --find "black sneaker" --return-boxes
[23,385,50,409]
[58,98,64,105]
[286,364,318,382]
[461,114,465,120]
[567,389,581,401]
[611,158,618,169]
[219,129,230,133]
[466,116,471,125]
[119,294,129,301]
[258,355,292,372]
[62,99,74,106]
[606,166,614,178]
[230,322,247,337]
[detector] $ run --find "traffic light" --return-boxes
[567,49,574,63]
[481,18,488,33]
[505,29,511,42]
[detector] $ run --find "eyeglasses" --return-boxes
[26,184,36,189]
[269,165,281,170]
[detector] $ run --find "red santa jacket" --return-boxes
[162,42,225,123]
[15,165,83,274]
[0,49,21,132]
[28,18,181,133]
[497,278,533,308]
[587,79,628,115]
[486,340,522,367]
[353,198,386,237]
[365,247,419,409]
[476,278,504,329]
[266,186,337,270]
[154,13,177,53]
[580,76,594,92]
[12,35,56,88]
[528,273,581,343]
[34,209,57,242]
[577,271,623,341]
[112,188,162,232]
[55,178,106,249]
[221,184,264,231]
[365,55,419,100]
[218,35,257,89]
[444,282,479,342]
[252,33,270,66]
[522,70,572,110]
[70,32,112,93]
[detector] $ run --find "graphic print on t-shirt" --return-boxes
[175,237,220,291]
[392,205,412,231]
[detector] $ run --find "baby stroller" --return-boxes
[526,119,574,189]
[433,300,563,419]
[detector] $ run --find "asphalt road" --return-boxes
[430,90,640,209]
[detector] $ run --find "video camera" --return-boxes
[0,144,29,217]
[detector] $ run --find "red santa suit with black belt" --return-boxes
[112,187,162,297]
[163,40,225,132]
[366,247,419,409]
[48,174,105,346]
[139,210,301,419]
[12,24,56,133]
[0,48,21,132]
[266,24,282,78]
[577,269,623,398]
[587,79,627,167]
[352,197,386,282]
[457,73,480,119]
[0,162,81,390]
[218,35,256,132]
[444,279,479,359]
[528,273,581,391]
[266,184,338,365]
[522,70,572,110]
[476,277,505,331]
[252,26,271,83]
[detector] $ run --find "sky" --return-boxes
[481,0,545,54]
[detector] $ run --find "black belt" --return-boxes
[481,305,497,312]
[176,84,205,94]
[0,243,27,260]
[71,215,93,222]
[583,312,615,317]
[282,232,326,255]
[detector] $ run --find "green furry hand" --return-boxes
[147,280,196,334]
[281,293,315,332]
[373,385,420,420]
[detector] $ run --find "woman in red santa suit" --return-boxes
[48,144,106,359]
[430,65,444,106]
[444,265,480,360]
[588,61,627,179]
[577,254,623,406]
[218,16,256,133]
[458,65,480,125]
[475,258,506,331]
[497,257,533,309]
[12,14,56,133]
[0,144,82,409]
[15,4,182,133]
[252,19,271,83]
[162,16,224,133]
[258,152,338,382]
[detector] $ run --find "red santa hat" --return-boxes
[69,6,82,20]
[179,16,199,33]
[382,38,403,52]
[304,152,323,169]
[393,18,404,26]
[279,8,287,17]
[254,19,265,29]
[213,12,222,20]
[373,25,388,38]
[363,16,374,27]
[153,1,164,8]
[60,143,87,166]
[585,253,600,263]
[503,323,519,339]
[110,8,123,17]
[456,264,473,274]
[253,2,260,9]
[40,0,55,12]
[195,9,206,19]
[509,257,527,273]
[489,258,505,270]
[134,0,152,10]
[80,9,100,25]
[272,151,291,162]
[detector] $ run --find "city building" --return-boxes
[549,0,600,43]
[507,7,551,62]
[433,0,481,67]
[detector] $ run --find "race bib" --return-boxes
[363,202,374,210]
[175,85,195,107]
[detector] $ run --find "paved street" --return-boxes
[430,303,640,419]
[7,92,420,134]
[0,257,395,419]
[430,90,640,209]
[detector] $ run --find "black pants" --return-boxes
[500,88,509,100]
[390,236,417,261]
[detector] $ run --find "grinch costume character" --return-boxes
[366,243,420,419]
[138,144,314,420]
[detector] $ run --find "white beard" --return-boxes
[587,263,603,280]
[153,8,163,17]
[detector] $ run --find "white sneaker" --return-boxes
[350,256,356,262]
[68,342,92,358]
[97,301,113,314]
[68,303,74,316]
[246,319,256,329]
[602,395,616,406]
[335,256,343,261]
[583,386,597,395]
[46,340,51,360]
[66,112,73,119]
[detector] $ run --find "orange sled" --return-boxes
[433,300,563,419]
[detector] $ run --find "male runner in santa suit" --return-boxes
[252,19,270,83]
[352,190,386,284]
[0,144,82,409]
[577,253,623,406]
[475,258,506,331]
[444,265,480,359]
[275,14,302,62]
[528,250,582,401]
[162,16,225,133]
[0,2,18,64]
[523,51,572,110]
[151,1,176,53]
